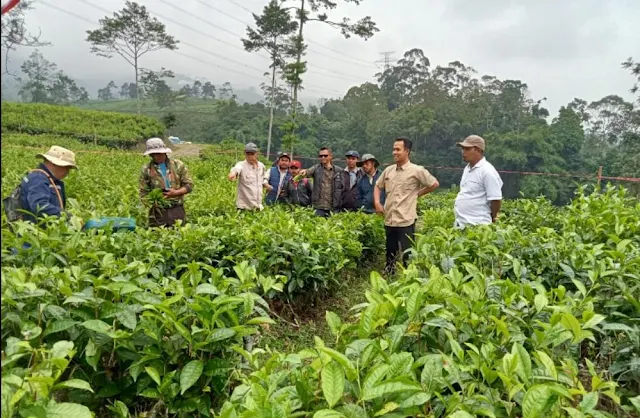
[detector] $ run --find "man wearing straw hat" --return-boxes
[16,145,76,224]
[139,137,194,227]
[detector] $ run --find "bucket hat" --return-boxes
[37,146,77,168]
[143,138,172,156]
[357,153,379,167]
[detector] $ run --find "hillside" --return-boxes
[1,102,166,148]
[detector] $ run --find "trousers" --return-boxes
[149,205,186,227]
[385,223,415,274]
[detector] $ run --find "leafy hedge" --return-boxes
[1,102,165,149]
[220,187,640,417]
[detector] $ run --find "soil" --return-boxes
[170,144,208,158]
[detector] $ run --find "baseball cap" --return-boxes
[456,135,485,151]
[290,160,301,169]
[345,150,360,158]
[245,142,258,153]
[357,153,379,167]
[279,152,291,160]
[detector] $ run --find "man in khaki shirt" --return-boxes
[228,142,267,210]
[374,137,439,274]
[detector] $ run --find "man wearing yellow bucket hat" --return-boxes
[16,145,76,224]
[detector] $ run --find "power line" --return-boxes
[68,0,347,96]
[220,0,379,69]
[156,0,370,83]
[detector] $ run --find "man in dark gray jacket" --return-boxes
[299,147,344,217]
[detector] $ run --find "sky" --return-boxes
[9,0,640,112]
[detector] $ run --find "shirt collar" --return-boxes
[469,157,486,170]
[396,160,411,170]
[39,163,62,182]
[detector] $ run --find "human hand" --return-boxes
[163,189,182,198]
[375,203,384,214]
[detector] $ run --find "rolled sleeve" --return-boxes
[305,165,317,178]
[230,162,243,176]
[418,167,437,188]
[484,167,503,201]
[263,168,271,185]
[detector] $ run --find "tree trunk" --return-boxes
[267,59,276,160]
[290,0,305,156]
[134,57,140,115]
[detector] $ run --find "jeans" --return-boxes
[385,223,416,274]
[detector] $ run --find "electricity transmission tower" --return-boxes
[375,51,397,71]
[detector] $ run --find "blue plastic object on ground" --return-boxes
[83,217,136,232]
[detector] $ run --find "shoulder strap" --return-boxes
[29,169,64,209]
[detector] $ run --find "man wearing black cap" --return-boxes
[263,152,291,205]
[340,150,364,211]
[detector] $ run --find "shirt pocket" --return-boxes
[464,178,484,193]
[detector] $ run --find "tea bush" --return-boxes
[1,127,638,417]
[220,187,640,418]
[1,102,165,148]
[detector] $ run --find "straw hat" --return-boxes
[143,137,172,156]
[36,146,77,168]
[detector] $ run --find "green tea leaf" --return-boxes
[362,380,422,401]
[326,311,342,338]
[522,384,559,418]
[43,319,78,337]
[46,402,92,418]
[54,379,94,393]
[321,361,344,408]
[145,367,162,386]
[180,360,203,395]
[579,392,598,412]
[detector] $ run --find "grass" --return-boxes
[257,259,384,352]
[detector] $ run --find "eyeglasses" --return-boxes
[318,154,329,158]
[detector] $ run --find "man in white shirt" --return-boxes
[228,142,267,210]
[454,135,503,228]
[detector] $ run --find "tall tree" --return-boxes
[139,67,181,109]
[86,1,178,114]
[98,80,116,101]
[1,0,49,77]
[243,0,298,159]
[281,0,378,154]
[219,82,235,100]
[622,57,640,103]
[18,50,87,104]
[202,81,216,99]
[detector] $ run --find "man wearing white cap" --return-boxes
[16,145,76,224]
[139,137,194,227]
[454,135,503,228]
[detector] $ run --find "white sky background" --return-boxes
[15,0,640,113]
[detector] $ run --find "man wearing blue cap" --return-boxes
[340,150,364,211]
